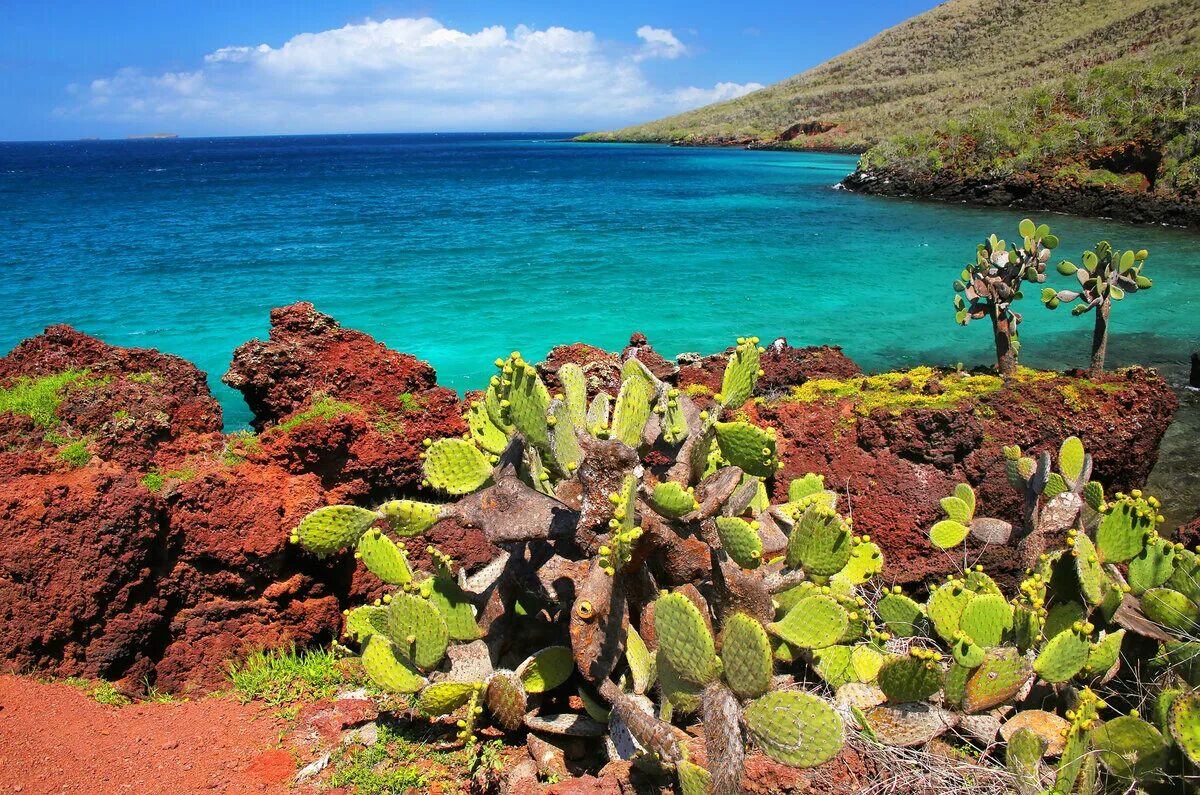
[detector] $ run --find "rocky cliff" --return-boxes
[0,304,1181,693]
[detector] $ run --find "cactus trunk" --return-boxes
[1090,300,1109,376]
[989,309,1017,376]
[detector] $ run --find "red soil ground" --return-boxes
[0,676,291,795]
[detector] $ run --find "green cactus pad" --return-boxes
[1058,437,1086,484]
[355,529,413,585]
[787,473,825,502]
[963,648,1032,713]
[953,482,976,515]
[1127,537,1177,595]
[379,499,445,537]
[1006,727,1046,793]
[720,613,773,699]
[1042,472,1070,501]
[586,391,611,434]
[877,654,944,703]
[1033,628,1090,683]
[943,663,970,708]
[426,574,480,642]
[1170,691,1200,765]
[1072,532,1107,605]
[1082,630,1124,679]
[1043,600,1086,640]
[611,374,652,448]
[516,646,574,694]
[484,670,528,731]
[851,646,883,683]
[876,592,926,637]
[768,595,848,650]
[715,516,764,570]
[548,400,582,474]
[1142,587,1200,635]
[838,540,883,584]
[343,605,389,645]
[811,645,856,688]
[719,338,762,409]
[963,569,1003,597]
[654,592,718,686]
[292,504,378,556]
[625,628,655,695]
[744,690,845,769]
[959,593,1013,647]
[1082,480,1104,512]
[506,361,552,453]
[660,389,689,446]
[929,519,969,550]
[1096,496,1154,563]
[713,420,777,478]
[939,494,973,525]
[1167,550,1200,604]
[386,592,450,671]
[1092,715,1167,779]
[557,363,588,432]
[1011,605,1041,652]
[484,380,513,434]
[418,681,479,716]
[648,481,697,519]
[422,438,492,495]
[785,505,852,576]
[466,401,509,454]
[927,581,973,643]
[676,759,712,795]
[361,634,426,694]
[657,655,703,715]
[951,636,984,668]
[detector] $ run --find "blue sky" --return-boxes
[1,0,940,141]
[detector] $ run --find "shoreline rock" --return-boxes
[0,307,1181,691]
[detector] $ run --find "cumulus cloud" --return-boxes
[60,17,761,134]
[635,26,687,60]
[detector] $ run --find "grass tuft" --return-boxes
[63,677,132,706]
[57,440,92,467]
[786,366,1003,415]
[226,646,353,708]
[0,370,90,428]
[276,395,359,433]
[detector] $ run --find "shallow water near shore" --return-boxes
[1,133,1197,518]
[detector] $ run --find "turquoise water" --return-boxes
[1,133,1198,430]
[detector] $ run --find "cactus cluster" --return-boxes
[289,338,1197,793]
[953,218,1154,377]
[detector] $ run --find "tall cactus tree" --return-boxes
[954,218,1058,376]
[1042,242,1152,376]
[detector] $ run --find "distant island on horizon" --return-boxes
[125,133,179,140]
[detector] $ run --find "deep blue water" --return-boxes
[2,133,1198,433]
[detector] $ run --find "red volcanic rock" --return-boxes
[0,324,222,468]
[223,302,439,429]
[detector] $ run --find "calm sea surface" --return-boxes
[1,133,1196,517]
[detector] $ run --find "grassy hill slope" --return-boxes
[579,0,1199,152]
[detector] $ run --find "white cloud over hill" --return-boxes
[64,17,762,134]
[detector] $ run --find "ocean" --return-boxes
[1,133,1197,434]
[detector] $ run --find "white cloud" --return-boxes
[59,18,761,134]
[635,25,687,60]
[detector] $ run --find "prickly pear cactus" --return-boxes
[744,691,844,768]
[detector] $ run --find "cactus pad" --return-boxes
[676,759,713,795]
[719,337,762,409]
[720,613,773,699]
[418,681,479,716]
[877,653,944,703]
[1096,495,1154,563]
[715,516,763,569]
[1005,727,1046,792]
[292,504,378,556]
[660,388,690,445]
[506,360,552,453]
[625,628,655,695]
[466,401,508,454]
[811,645,856,688]
[427,574,480,642]
[557,363,588,431]
[1092,715,1167,779]
[611,374,652,449]
[1082,630,1124,679]
[744,690,845,768]
[423,438,492,495]
[484,670,528,731]
[1071,532,1107,605]
[876,592,926,637]
[768,595,848,650]
[1001,710,1069,757]
[654,592,718,686]
[386,592,450,671]
[1127,537,1177,595]
[1170,691,1200,766]
[516,646,574,694]
[927,580,973,643]
[361,634,426,693]
[657,655,703,715]
[1058,436,1086,485]
[355,529,413,585]
[786,505,852,576]
[714,421,777,478]
[1033,627,1090,683]
[863,702,955,747]
[1142,587,1199,635]
[929,519,969,550]
[958,593,1012,647]
[649,481,698,518]
[343,604,389,644]
[379,499,444,537]
[548,399,582,474]
[962,648,1032,713]
[788,473,825,502]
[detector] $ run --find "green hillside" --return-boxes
[579,0,1200,152]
